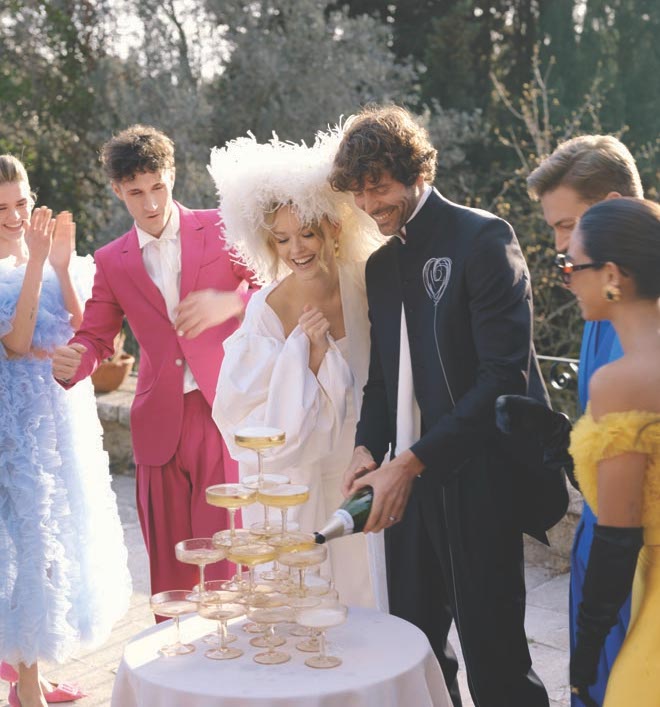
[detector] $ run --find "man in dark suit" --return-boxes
[331,106,550,707]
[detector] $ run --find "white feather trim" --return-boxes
[208,126,386,284]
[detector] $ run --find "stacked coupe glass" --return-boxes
[149,427,348,669]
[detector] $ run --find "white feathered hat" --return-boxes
[208,126,385,284]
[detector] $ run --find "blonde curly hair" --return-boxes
[208,126,386,285]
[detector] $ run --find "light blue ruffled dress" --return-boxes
[0,255,131,666]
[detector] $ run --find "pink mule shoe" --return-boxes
[7,683,20,707]
[2,662,85,704]
[42,682,87,703]
[0,661,19,683]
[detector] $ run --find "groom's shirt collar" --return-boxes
[397,184,432,242]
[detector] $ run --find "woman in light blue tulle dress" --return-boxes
[0,156,131,707]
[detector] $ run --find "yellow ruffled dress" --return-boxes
[570,407,660,707]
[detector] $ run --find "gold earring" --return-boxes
[334,239,339,256]
[603,284,622,302]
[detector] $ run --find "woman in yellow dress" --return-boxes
[561,197,660,706]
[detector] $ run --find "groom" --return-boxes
[331,105,553,707]
[52,125,256,598]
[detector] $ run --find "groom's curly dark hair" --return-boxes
[329,105,437,192]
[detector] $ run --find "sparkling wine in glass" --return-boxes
[294,601,348,668]
[149,590,197,656]
[277,544,328,597]
[257,483,310,541]
[263,529,316,585]
[235,426,285,533]
[226,542,278,600]
[206,482,256,541]
[174,538,227,601]
[293,590,339,650]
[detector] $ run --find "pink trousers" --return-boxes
[135,390,237,601]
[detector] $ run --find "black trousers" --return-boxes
[385,462,549,707]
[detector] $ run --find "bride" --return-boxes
[209,128,387,609]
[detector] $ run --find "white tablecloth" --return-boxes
[111,606,451,707]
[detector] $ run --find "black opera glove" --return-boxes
[570,524,643,697]
[495,394,578,489]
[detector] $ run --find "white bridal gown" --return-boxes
[213,261,387,611]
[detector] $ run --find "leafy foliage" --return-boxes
[2,0,658,406]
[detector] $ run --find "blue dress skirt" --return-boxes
[0,256,131,666]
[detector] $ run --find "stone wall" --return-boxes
[96,374,135,475]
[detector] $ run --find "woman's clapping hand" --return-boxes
[48,211,76,273]
[25,206,56,265]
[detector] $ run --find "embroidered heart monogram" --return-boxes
[423,257,452,306]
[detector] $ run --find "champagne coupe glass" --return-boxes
[195,581,243,645]
[256,484,310,540]
[226,542,278,601]
[294,601,348,668]
[149,590,197,656]
[243,474,298,538]
[288,580,334,638]
[277,544,328,597]
[265,531,317,587]
[198,594,246,660]
[174,538,227,601]
[294,590,339,651]
[247,593,290,648]
[205,483,257,543]
[247,601,294,664]
[235,426,285,533]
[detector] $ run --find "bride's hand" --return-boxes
[298,305,330,351]
[299,305,330,375]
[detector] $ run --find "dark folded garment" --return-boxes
[496,394,578,490]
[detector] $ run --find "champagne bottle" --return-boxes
[314,486,373,544]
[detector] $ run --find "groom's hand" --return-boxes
[356,450,424,533]
[174,289,244,339]
[341,446,377,497]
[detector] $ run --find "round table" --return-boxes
[111,606,451,707]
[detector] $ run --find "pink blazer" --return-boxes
[63,203,256,466]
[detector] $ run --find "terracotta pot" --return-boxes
[91,353,135,393]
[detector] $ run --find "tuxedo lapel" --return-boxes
[404,189,449,245]
[179,203,205,300]
[120,227,170,319]
[371,239,403,380]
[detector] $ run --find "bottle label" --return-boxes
[335,509,355,534]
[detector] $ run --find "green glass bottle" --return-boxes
[314,486,373,544]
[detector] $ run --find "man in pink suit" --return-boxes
[52,125,257,598]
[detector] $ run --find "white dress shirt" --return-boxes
[136,206,198,393]
[394,185,432,456]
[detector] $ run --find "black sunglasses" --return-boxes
[554,253,602,285]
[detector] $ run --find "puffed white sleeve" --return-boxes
[212,296,354,474]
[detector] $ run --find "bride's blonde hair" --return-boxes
[208,126,386,285]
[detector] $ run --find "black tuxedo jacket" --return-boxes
[356,189,566,542]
